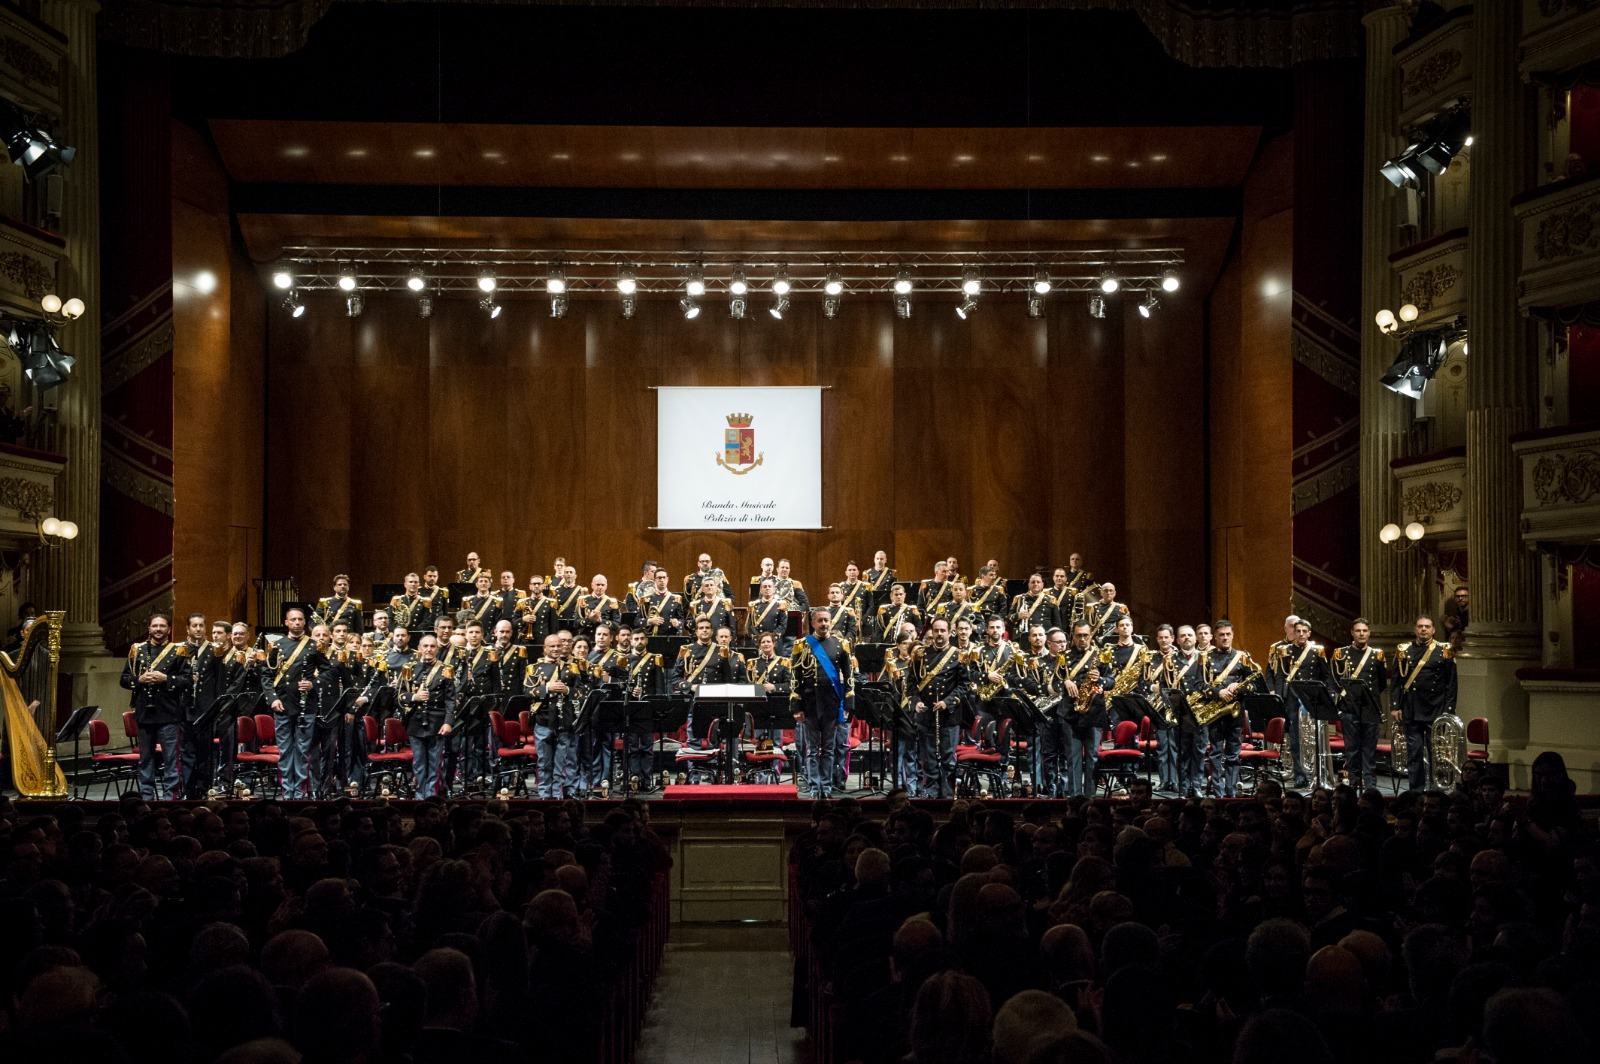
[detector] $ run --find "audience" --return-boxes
[0,794,670,1064]
[794,756,1598,1064]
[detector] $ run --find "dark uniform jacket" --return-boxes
[577,594,621,641]
[875,602,922,643]
[516,595,557,646]
[1390,640,1456,724]
[789,634,856,723]
[672,641,734,695]
[905,642,969,730]
[402,658,457,739]
[525,656,593,730]
[316,595,363,632]
[462,593,504,633]
[1332,643,1387,723]
[120,639,193,726]
[690,597,735,636]
[746,597,789,643]
[1009,593,1061,638]
[626,650,667,698]
[746,653,792,697]
[1060,642,1110,730]
[186,639,227,724]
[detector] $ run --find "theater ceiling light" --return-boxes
[1032,267,1051,295]
[1099,269,1120,295]
[1381,100,1471,189]
[406,267,427,292]
[272,265,295,290]
[338,267,358,292]
[680,297,700,320]
[1139,292,1159,318]
[1,99,75,181]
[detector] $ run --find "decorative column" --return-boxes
[1358,6,1422,645]
[35,0,105,663]
[1461,0,1537,764]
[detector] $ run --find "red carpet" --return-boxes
[664,784,799,800]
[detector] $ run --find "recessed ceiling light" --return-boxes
[1026,154,1044,162]
[955,154,974,162]
[414,148,435,158]
[1150,154,1168,162]
[891,154,909,162]
[1091,154,1109,162]
[1127,160,1141,168]
[620,151,641,161]
[283,146,309,159]
[482,150,503,160]
[551,152,570,161]
[823,154,840,162]
[346,148,367,158]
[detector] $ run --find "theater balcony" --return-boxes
[1511,422,1600,544]
[1390,446,1468,548]
[1515,173,1600,314]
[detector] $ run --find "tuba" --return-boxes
[1,610,66,798]
[1429,713,1468,790]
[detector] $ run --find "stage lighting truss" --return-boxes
[269,248,1185,317]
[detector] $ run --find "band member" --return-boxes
[526,633,589,799]
[919,560,954,615]
[582,624,630,791]
[417,567,447,632]
[457,552,488,584]
[1102,616,1154,724]
[1170,625,1208,797]
[120,613,192,800]
[1009,623,1053,793]
[865,550,896,594]
[1010,572,1060,637]
[685,553,733,601]
[934,580,980,633]
[1273,619,1332,786]
[399,633,456,799]
[632,561,658,604]
[624,628,665,784]
[543,556,567,594]
[517,575,556,647]
[774,558,810,613]
[491,619,529,695]
[1085,583,1129,643]
[308,624,350,797]
[639,567,687,636]
[952,618,977,653]
[967,564,1007,620]
[973,616,1018,767]
[550,568,585,632]
[882,630,920,793]
[674,617,735,741]
[381,626,416,673]
[578,574,621,643]
[316,574,363,633]
[1060,623,1107,798]
[1334,618,1386,792]
[1196,620,1263,798]
[370,610,392,652]
[432,615,462,668]
[875,583,922,643]
[750,557,777,602]
[789,608,855,801]
[1063,553,1095,625]
[747,577,789,649]
[495,571,520,623]
[692,578,735,637]
[216,621,265,787]
[462,572,503,633]
[1195,623,1213,655]
[263,608,328,799]
[443,619,499,793]
[715,626,747,678]
[823,583,860,644]
[945,556,965,586]
[1036,628,1072,798]
[1147,624,1181,793]
[1267,614,1301,666]
[180,612,227,798]
[907,618,968,799]
[748,631,792,698]
[837,563,867,618]
[389,573,426,633]
[1390,615,1457,791]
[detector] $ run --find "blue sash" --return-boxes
[808,635,846,721]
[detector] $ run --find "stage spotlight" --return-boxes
[417,296,433,319]
[730,296,747,320]
[1,99,75,181]
[10,323,74,391]
[406,267,427,292]
[546,267,567,295]
[272,265,295,290]
[1088,295,1106,319]
[1099,269,1119,295]
[729,267,749,296]
[895,295,912,319]
[479,294,501,318]
[955,297,977,320]
[1027,296,1044,319]
[824,295,840,319]
[338,267,358,292]
[550,294,569,319]
[680,297,701,320]
[346,295,364,317]
[1139,292,1159,318]
[685,265,706,298]
[961,269,981,296]
[1381,101,1472,188]
[769,296,790,320]
[771,269,792,296]
[1032,267,1051,295]
[281,292,305,318]
[1162,269,1180,293]
[824,271,844,297]
[617,269,638,295]
[621,295,636,319]
[893,271,913,296]
[477,269,497,293]
[1380,331,1447,399]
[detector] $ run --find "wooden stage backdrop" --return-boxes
[259,291,1208,630]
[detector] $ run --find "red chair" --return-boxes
[489,712,535,794]
[1096,720,1144,796]
[1239,716,1286,794]
[956,718,1007,796]
[85,718,140,799]
[234,715,280,795]
[1467,717,1490,761]
[253,714,280,754]
[674,716,722,782]
[364,715,413,795]
[741,712,788,783]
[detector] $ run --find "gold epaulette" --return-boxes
[441,666,455,680]
[678,645,691,658]
[350,597,363,607]
[653,653,663,667]
[213,643,228,657]
[1375,648,1386,660]
[128,642,142,660]
[174,644,189,657]
[391,595,405,606]
[1441,642,1453,659]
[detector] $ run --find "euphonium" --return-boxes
[1429,713,1468,790]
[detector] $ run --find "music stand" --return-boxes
[647,635,689,662]
[57,703,98,799]
[1289,680,1340,722]
[592,691,634,793]
[650,696,692,787]
[191,692,248,798]
[990,692,1043,794]
[745,696,797,785]
[694,683,765,784]
[851,682,902,794]
[853,643,887,677]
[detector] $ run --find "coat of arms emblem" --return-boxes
[717,412,763,475]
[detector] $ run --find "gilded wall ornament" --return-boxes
[1402,480,1462,519]
[1533,204,1600,261]
[1531,451,1600,505]
[1399,264,1461,313]
[0,476,54,520]
[1402,49,1462,99]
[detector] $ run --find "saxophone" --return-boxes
[1106,645,1150,699]
[974,643,1014,701]
[1072,651,1103,714]
[1191,659,1265,727]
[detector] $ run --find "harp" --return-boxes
[1,609,67,799]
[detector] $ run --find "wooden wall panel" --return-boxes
[248,285,1216,634]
